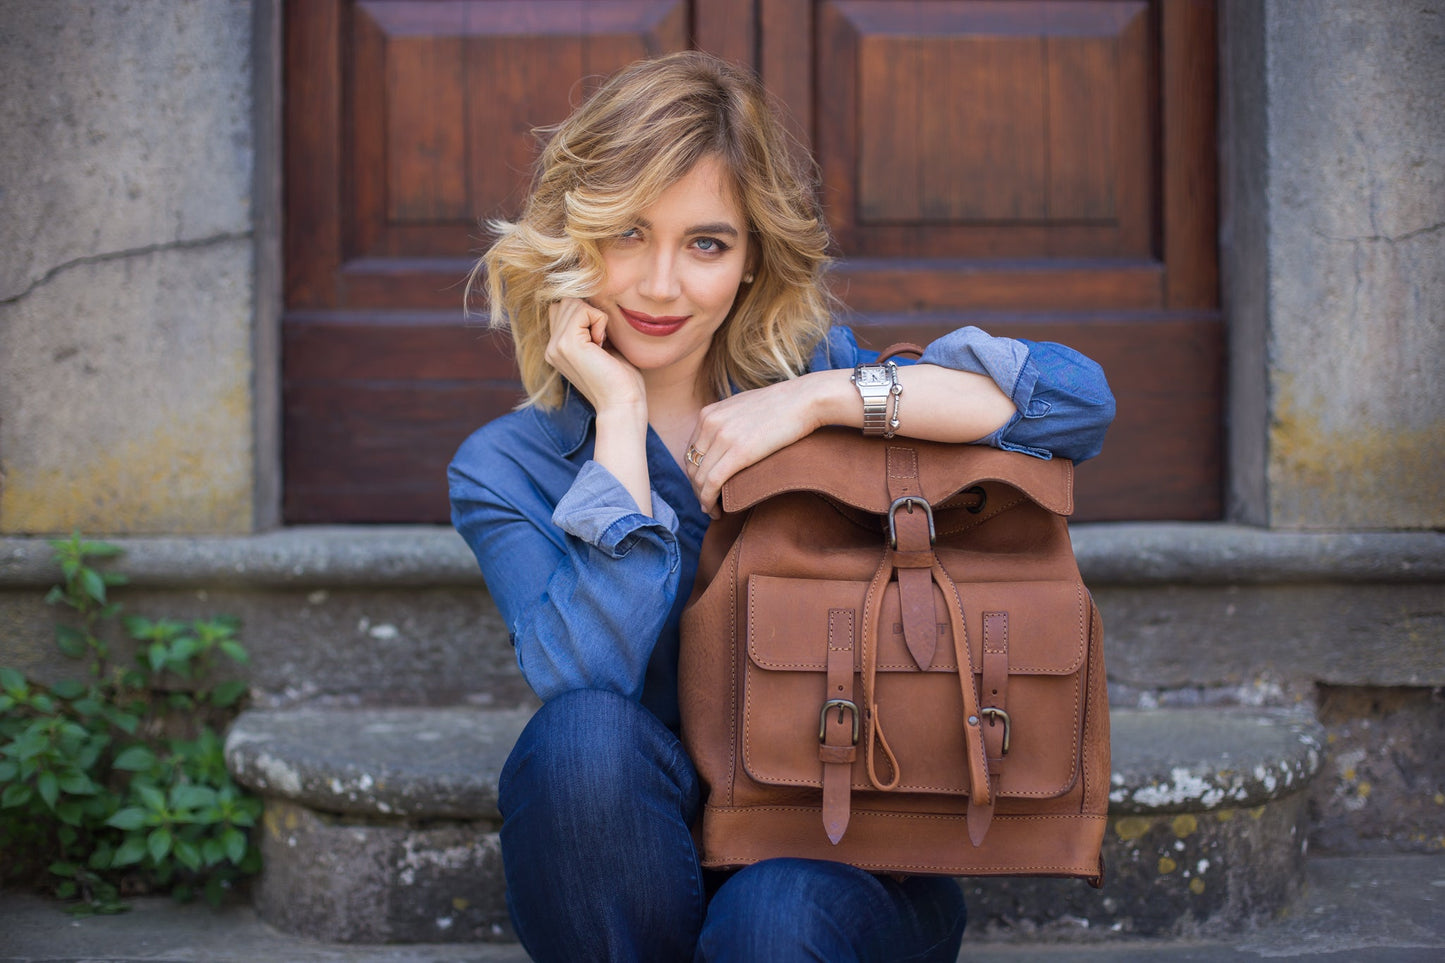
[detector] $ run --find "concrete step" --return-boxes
[224,704,1325,945]
[5,855,1442,962]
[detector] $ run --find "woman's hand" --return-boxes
[544,298,646,414]
[545,298,653,515]
[684,373,839,517]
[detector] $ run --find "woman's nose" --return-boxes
[638,248,681,302]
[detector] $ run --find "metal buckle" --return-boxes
[981,707,1011,755]
[887,496,936,549]
[819,699,860,744]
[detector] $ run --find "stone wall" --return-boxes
[1224,0,1445,530]
[0,0,263,535]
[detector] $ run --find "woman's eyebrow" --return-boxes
[629,217,740,238]
[686,222,740,238]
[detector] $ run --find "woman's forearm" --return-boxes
[806,364,1017,444]
[592,401,654,517]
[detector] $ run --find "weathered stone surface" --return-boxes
[1108,708,1323,815]
[226,706,534,819]
[0,0,258,535]
[963,709,1322,939]
[1310,686,1445,855]
[966,797,1311,940]
[1261,0,1445,528]
[255,799,511,944]
[1098,582,1445,690]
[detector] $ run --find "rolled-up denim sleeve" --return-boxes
[918,326,1115,463]
[449,457,681,704]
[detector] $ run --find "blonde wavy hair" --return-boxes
[470,50,834,409]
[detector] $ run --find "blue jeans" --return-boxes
[498,689,967,962]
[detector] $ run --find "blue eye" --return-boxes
[695,237,729,253]
[618,227,640,240]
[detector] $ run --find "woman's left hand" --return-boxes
[684,373,838,517]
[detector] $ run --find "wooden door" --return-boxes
[283,0,1220,523]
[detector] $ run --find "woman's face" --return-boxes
[591,155,751,393]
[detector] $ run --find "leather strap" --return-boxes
[820,608,858,844]
[981,611,1011,776]
[860,553,901,791]
[932,561,995,846]
[886,447,938,670]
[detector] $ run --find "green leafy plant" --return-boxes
[0,534,261,914]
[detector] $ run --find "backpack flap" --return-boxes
[720,428,1075,518]
[740,573,1087,801]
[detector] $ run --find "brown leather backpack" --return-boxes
[679,427,1108,882]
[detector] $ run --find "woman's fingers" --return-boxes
[545,298,644,409]
[686,378,823,516]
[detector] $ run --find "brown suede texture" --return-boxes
[680,428,1108,880]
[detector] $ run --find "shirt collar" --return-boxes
[531,383,594,457]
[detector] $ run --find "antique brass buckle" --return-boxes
[887,496,936,549]
[819,699,861,744]
[981,706,1011,755]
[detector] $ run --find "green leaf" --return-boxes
[78,539,122,558]
[44,585,65,605]
[210,680,248,708]
[101,570,129,586]
[70,698,102,717]
[147,827,173,863]
[112,746,156,772]
[222,826,247,865]
[0,760,17,781]
[79,567,107,604]
[171,784,217,812]
[50,678,87,700]
[49,860,79,877]
[106,807,151,830]
[147,641,168,674]
[0,694,13,713]
[169,635,200,663]
[2,781,34,807]
[217,640,250,665]
[55,625,89,658]
[136,783,167,812]
[56,799,85,825]
[37,770,60,809]
[0,667,26,697]
[110,835,147,867]
[103,706,140,735]
[29,693,55,713]
[174,839,202,871]
[58,771,98,795]
[55,880,78,899]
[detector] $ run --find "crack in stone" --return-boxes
[0,230,252,306]
[1312,222,1445,245]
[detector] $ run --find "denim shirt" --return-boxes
[449,326,1114,730]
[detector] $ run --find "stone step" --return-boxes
[224,705,534,943]
[225,704,1325,945]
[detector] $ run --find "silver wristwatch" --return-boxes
[851,361,901,437]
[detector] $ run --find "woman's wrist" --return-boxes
[807,368,866,431]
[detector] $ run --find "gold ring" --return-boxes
[685,445,705,467]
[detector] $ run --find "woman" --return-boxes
[450,51,1114,961]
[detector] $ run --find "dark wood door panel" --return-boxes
[283,314,516,523]
[815,0,1153,259]
[283,0,1221,524]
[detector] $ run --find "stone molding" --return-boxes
[3,523,1442,590]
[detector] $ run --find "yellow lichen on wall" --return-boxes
[1,382,253,535]
[1269,378,1445,529]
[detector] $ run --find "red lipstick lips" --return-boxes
[621,307,689,337]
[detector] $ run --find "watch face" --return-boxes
[856,367,892,387]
